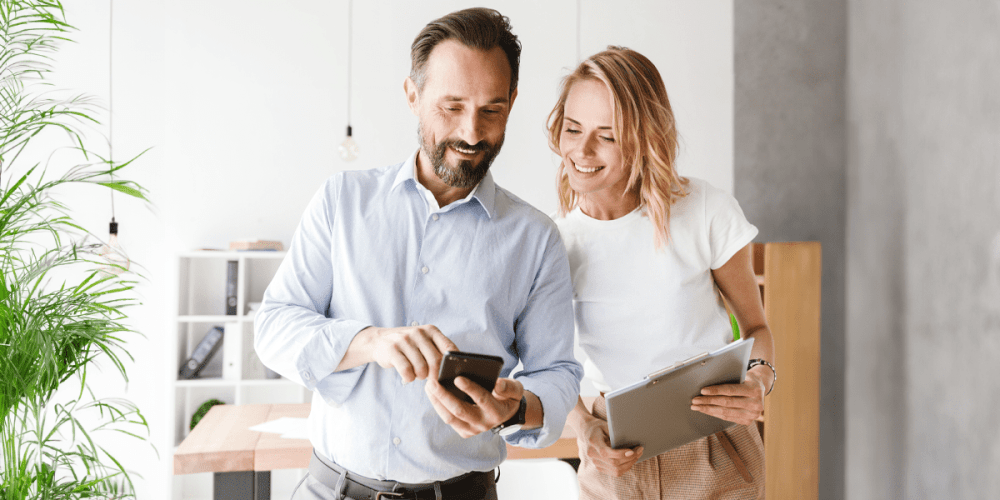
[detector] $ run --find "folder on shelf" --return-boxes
[179,326,224,379]
[225,260,237,315]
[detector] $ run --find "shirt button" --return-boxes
[302,372,312,381]
[410,321,419,327]
[432,214,439,221]
[393,437,401,445]
[421,266,429,274]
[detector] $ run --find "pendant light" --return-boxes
[338,0,359,161]
[99,0,129,275]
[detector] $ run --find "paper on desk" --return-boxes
[249,417,310,440]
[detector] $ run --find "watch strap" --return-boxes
[492,396,527,434]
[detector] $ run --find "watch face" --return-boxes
[498,423,523,437]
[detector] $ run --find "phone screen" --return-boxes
[437,351,504,404]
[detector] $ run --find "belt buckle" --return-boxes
[374,492,405,500]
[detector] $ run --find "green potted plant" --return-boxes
[1,1,152,498]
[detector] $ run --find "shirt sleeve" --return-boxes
[706,183,759,270]
[254,176,371,406]
[503,227,584,449]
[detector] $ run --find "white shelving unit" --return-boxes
[168,250,310,500]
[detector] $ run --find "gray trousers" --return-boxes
[291,451,499,500]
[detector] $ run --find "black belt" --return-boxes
[308,450,495,500]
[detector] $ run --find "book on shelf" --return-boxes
[229,239,283,251]
[225,260,237,315]
[179,326,224,379]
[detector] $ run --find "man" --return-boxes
[255,8,583,500]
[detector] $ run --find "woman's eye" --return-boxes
[564,128,580,134]
[601,136,615,143]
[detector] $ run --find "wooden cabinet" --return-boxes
[753,242,822,500]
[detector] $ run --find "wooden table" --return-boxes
[173,399,591,499]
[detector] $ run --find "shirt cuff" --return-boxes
[297,319,370,405]
[501,377,574,449]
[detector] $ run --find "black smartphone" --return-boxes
[437,350,504,404]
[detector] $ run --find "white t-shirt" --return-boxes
[555,177,758,393]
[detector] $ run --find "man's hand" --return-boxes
[425,376,524,438]
[339,325,458,383]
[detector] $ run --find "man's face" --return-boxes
[407,40,517,188]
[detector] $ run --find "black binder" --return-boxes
[225,260,237,315]
[179,326,224,379]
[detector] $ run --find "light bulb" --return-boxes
[339,125,359,161]
[99,220,130,275]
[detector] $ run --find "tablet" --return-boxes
[605,337,755,462]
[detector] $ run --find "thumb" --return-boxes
[492,378,522,400]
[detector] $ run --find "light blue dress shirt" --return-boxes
[254,152,583,483]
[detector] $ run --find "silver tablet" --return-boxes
[605,337,755,462]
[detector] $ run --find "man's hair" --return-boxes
[547,46,689,249]
[410,7,521,96]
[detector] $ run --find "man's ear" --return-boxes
[508,87,518,113]
[404,77,420,116]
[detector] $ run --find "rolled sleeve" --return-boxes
[502,229,583,449]
[253,176,373,404]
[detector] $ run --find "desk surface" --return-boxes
[174,398,592,475]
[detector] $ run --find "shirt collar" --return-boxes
[392,149,495,219]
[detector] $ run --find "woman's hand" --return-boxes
[690,369,767,426]
[577,417,644,477]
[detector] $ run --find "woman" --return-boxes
[550,47,776,499]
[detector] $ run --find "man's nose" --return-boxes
[458,111,485,146]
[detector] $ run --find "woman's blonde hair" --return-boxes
[547,46,689,248]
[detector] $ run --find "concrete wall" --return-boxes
[734,2,847,499]
[847,1,1000,499]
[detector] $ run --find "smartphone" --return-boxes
[437,350,504,404]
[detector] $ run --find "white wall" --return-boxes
[31,1,733,498]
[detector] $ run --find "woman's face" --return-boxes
[559,79,630,201]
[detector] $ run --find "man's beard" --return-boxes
[418,124,504,189]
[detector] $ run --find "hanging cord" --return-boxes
[347,0,352,129]
[108,0,116,225]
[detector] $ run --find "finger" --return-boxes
[691,404,758,425]
[692,395,764,414]
[455,376,492,406]
[614,456,641,477]
[411,332,445,378]
[700,382,753,397]
[396,338,429,381]
[387,349,416,383]
[431,378,479,425]
[425,381,477,438]
[492,378,523,401]
[425,325,459,354]
[691,395,750,408]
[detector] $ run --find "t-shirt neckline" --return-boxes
[570,205,644,229]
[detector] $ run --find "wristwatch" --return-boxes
[492,396,527,436]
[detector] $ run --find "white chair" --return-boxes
[496,458,579,500]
